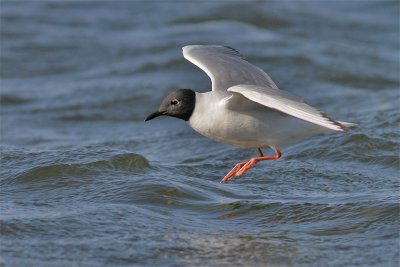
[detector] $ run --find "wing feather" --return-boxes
[227,85,348,131]
[182,45,278,91]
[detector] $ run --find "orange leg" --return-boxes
[220,148,281,183]
[220,160,249,183]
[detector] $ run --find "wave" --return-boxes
[3,153,150,186]
[284,132,400,168]
[0,95,31,105]
[326,73,399,90]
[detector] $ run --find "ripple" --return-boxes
[285,132,400,168]
[174,2,290,29]
[326,73,399,90]
[0,94,31,105]
[214,200,399,227]
[3,153,150,186]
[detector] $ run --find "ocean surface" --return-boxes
[1,1,399,266]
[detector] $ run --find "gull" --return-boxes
[145,45,355,183]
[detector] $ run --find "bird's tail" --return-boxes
[338,121,358,130]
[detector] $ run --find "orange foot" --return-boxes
[220,148,281,183]
[220,160,248,183]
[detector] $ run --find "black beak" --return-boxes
[144,111,165,121]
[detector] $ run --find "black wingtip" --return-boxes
[320,112,347,132]
[223,46,245,59]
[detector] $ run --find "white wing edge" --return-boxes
[228,85,353,132]
[182,45,216,88]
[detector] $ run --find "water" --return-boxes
[1,1,399,266]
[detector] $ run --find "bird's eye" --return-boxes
[171,99,179,105]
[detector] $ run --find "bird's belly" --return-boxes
[189,108,327,149]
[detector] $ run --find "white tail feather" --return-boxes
[338,121,357,128]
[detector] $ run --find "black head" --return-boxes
[144,89,195,122]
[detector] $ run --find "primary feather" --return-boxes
[227,85,347,131]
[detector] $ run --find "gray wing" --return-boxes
[227,85,347,131]
[182,45,278,92]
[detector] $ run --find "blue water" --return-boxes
[1,1,399,266]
